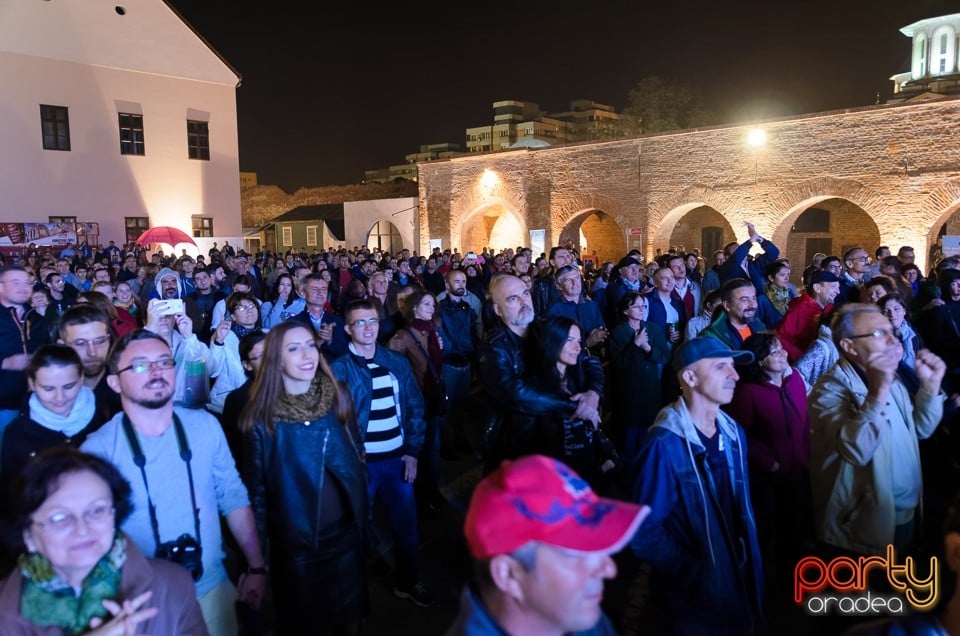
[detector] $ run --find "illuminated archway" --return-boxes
[772,197,880,282]
[460,203,526,253]
[667,206,737,260]
[366,219,403,254]
[925,201,960,271]
[557,210,626,264]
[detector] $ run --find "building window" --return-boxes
[306,225,318,247]
[124,216,150,245]
[933,26,956,75]
[187,120,210,160]
[40,105,70,151]
[916,34,927,77]
[192,216,213,238]
[119,113,145,155]
[281,226,293,247]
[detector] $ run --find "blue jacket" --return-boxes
[646,292,687,335]
[632,398,763,634]
[718,239,780,292]
[331,345,425,458]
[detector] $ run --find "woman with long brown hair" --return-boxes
[388,289,446,510]
[240,322,367,635]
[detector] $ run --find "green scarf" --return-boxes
[20,533,126,635]
[765,283,792,316]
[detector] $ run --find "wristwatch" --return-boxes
[245,565,269,575]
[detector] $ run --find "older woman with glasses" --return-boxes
[208,292,264,417]
[0,447,207,634]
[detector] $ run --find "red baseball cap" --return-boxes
[464,455,650,560]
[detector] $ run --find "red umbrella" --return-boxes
[135,226,197,248]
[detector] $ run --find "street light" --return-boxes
[746,128,767,186]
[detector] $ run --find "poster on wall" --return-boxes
[942,235,960,257]
[0,222,77,247]
[627,227,643,251]
[429,238,442,252]
[530,229,546,258]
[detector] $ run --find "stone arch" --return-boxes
[771,196,881,281]
[457,198,527,253]
[366,219,403,254]
[919,179,960,268]
[557,209,626,264]
[665,207,738,260]
[767,177,886,229]
[649,186,745,259]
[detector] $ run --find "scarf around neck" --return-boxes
[20,533,126,635]
[29,386,96,437]
[765,284,791,316]
[274,372,336,422]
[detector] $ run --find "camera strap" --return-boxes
[121,413,202,553]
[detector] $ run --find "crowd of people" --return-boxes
[1,228,960,634]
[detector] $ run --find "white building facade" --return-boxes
[0,0,242,250]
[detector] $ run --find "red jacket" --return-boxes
[777,293,829,364]
[724,369,810,474]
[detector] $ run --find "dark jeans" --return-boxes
[442,362,473,449]
[366,457,420,589]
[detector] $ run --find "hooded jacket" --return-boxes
[631,397,763,634]
[149,267,183,299]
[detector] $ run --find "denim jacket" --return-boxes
[632,397,763,634]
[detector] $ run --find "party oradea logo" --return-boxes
[794,546,939,616]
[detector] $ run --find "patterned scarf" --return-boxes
[274,372,335,421]
[765,283,792,316]
[20,533,126,635]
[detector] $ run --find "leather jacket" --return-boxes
[478,323,604,462]
[243,411,367,557]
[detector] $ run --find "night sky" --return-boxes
[167,0,960,192]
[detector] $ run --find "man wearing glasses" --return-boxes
[837,246,872,305]
[58,304,122,421]
[808,303,946,556]
[82,330,266,636]
[331,299,431,607]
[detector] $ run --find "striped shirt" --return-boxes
[364,358,404,461]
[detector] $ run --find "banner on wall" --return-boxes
[429,238,442,252]
[942,235,960,257]
[0,223,77,247]
[530,229,546,258]
[627,227,643,251]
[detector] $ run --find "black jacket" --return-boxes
[438,296,478,366]
[243,410,367,560]
[289,309,348,361]
[0,306,50,411]
[478,323,604,466]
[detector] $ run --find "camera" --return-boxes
[156,533,203,581]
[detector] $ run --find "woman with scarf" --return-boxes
[756,260,796,329]
[0,447,207,634]
[388,290,446,511]
[241,322,367,635]
[0,346,105,488]
[208,292,264,417]
[112,281,143,328]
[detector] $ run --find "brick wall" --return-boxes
[419,97,960,265]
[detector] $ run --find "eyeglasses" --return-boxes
[32,503,114,535]
[847,328,898,341]
[67,336,110,349]
[234,303,258,312]
[350,317,379,328]
[116,358,177,374]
